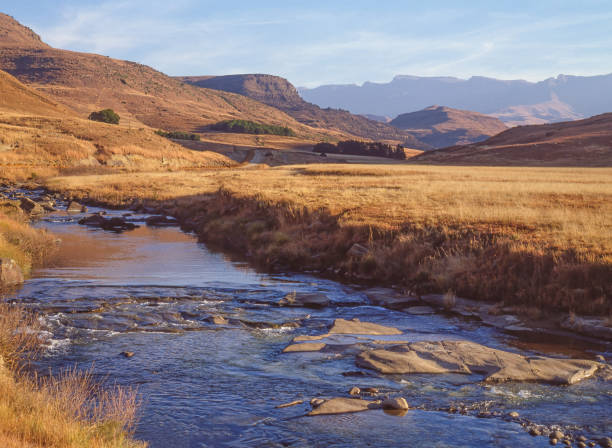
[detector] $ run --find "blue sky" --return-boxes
[3,0,612,87]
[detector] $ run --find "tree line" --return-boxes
[313,140,406,160]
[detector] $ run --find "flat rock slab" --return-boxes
[292,318,403,344]
[329,318,402,336]
[283,342,326,353]
[307,397,381,416]
[356,340,603,385]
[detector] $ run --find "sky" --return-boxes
[2,0,612,87]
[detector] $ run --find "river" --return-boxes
[5,188,611,447]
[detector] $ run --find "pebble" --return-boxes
[578,442,586,448]
[551,431,565,440]
[577,436,587,442]
[508,411,520,418]
[530,428,542,436]
[362,387,379,394]
[120,351,134,358]
[550,439,558,446]
[348,387,361,396]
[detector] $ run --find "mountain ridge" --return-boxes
[300,73,612,126]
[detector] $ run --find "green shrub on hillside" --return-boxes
[155,130,201,141]
[88,109,120,125]
[211,120,296,137]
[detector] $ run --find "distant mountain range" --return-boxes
[179,74,508,148]
[299,74,612,126]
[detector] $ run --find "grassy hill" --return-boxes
[414,112,612,166]
[0,69,234,182]
[0,14,343,144]
[389,105,507,148]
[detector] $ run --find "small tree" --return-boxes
[88,109,120,125]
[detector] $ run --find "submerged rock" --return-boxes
[307,397,380,416]
[120,351,135,358]
[276,399,303,408]
[204,315,228,325]
[278,292,330,308]
[282,342,326,353]
[0,258,24,287]
[356,340,603,385]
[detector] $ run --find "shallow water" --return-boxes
[5,189,612,447]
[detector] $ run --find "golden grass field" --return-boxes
[45,163,612,315]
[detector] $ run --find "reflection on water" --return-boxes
[6,198,611,448]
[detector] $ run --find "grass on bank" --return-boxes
[45,164,612,315]
[0,208,145,447]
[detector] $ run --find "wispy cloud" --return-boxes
[23,0,612,86]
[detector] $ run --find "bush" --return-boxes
[155,130,200,141]
[88,109,120,125]
[211,120,296,137]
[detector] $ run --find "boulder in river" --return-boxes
[19,197,44,216]
[307,397,381,416]
[356,340,603,385]
[0,258,24,287]
[381,397,409,410]
[145,215,179,227]
[67,201,87,213]
[278,292,330,308]
[78,214,137,231]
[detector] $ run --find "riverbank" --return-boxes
[42,164,611,317]
[0,195,145,448]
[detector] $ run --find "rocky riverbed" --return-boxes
[1,185,611,447]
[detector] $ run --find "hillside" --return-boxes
[390,105,507,148]
[0,69,233,181]
[0,69,72,116]
[413,113,612,166]
[0,14,338,142]
[299,73,612,126]
[178,74,431,149]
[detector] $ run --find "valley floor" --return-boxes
[43,163,612,316]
